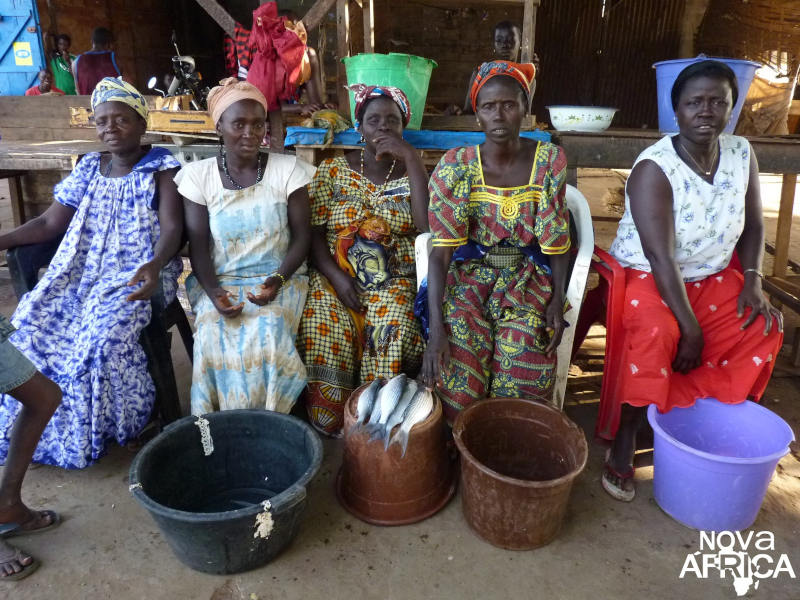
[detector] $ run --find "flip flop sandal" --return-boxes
[0,547,39,582]
[0,510,61,539]
[601,448,636,502]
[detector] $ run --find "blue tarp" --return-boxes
[284,127,551,149]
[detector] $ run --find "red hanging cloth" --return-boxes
[245,1,307,111]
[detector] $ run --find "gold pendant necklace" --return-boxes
[360,148,396,194]
[679,139,718,176]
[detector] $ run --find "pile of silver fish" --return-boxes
[351,374,434,457]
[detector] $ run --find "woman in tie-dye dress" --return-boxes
[178,78,315,415]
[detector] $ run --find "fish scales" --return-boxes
[388,388,434,457]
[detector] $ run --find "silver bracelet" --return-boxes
[742,268,763,278]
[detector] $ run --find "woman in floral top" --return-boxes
[603,60,784,501]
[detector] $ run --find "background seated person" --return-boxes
[602,60,784,502]
[0,79,183,469]
[459,21,537,115]
[421,61,569,424]
[24,69,64,96]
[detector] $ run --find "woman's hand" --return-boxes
[126,260,160,301]
[672,324,704,374]
[246,276,282,306]
[421,325,451,390]
[738,279,783,335]
[544,294,566,357]
[210,287,244,318]
[373,134,416,164]
[329,269,362,311]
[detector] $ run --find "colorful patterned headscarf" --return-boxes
[91,77,149,120]
[348,83,411,129]
[469,60,536,112]
[207,77,270,125]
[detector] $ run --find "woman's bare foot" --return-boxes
[0,503,59,536]
[602,452,636,502]
[0,539,37,580]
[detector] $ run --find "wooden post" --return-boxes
[520,0,540,63]
[193,0,236,37]
[7,175,25,227]
[269,110,284,152]
[337,0,351,118]
[303,0,337,31]
[363,0,374,53]
[679,0,711,58]
[773,173,797,277]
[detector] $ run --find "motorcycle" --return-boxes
[147,32,208,110]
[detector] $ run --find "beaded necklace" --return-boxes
[220,146,264,190]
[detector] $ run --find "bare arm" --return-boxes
[127,168,184,300]
[628,159,702,374]
[543,251,569,356]
[184,198,243,317]
[735,147,783,334]
[0,201,74,251]
[421,245,454,388]
[279,186,311,278]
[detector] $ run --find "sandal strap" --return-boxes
[605,462,635,480]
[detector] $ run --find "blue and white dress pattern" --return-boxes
[0,147,182,469]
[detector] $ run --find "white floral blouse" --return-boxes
[610,134,751,281]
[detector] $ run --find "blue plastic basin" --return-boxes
[648,398,793,531]
[653,56,761,133]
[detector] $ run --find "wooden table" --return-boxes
[0,141,104,226]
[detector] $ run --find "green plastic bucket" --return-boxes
[342,53,437,130]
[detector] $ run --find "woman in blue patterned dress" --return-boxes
[0,78,184,469]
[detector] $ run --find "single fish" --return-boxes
[366,373,407,436]
[352,378,382,435]
[388,388,434,457]
[382,382,422,450]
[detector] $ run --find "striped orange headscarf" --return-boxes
[470,60,535,112]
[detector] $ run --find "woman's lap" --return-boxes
[439,292,555,422]
[299,271,424,434]
[619,268,783,410]
[190,278,308,414]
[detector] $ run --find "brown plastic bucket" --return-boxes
[336,382,457,525]
[453,398,587,549]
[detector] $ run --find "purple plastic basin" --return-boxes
[648,398,794,531]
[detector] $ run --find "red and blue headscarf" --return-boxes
[348,83,411,129]
[469,60,535,112]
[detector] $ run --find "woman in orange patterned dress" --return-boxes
[297,85,429,436]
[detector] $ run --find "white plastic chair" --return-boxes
[414,184,595,410]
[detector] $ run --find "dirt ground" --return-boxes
[0,171,798,600]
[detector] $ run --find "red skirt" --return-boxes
[617,267,783,412]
